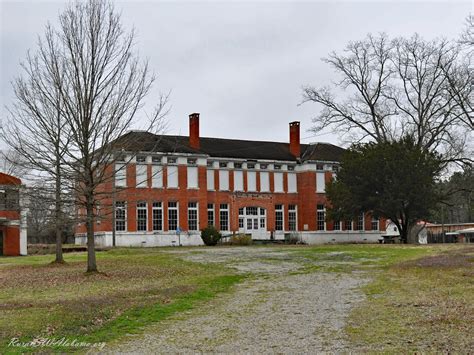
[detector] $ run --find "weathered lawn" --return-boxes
[0,248,244,353]
[347,245,474,352]
[1,244,472,353]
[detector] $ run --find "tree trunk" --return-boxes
[86,194,98,273]
[54,161,64,263]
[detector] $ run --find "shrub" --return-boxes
[230,234,253,246]
[285,233,305,245]
[200,225,222,246]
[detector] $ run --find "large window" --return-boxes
[288,173,297,193]
[356,212,365,231]
[247,171,257,191]
[136,165,148,188]
[275,204,284,231]
[152,165,163,188]
[234,170,243,191]
[152,202,163,231]
[219,170,229,191]
[317,204,325,231]
[188,202,198,231]
[260,172,269,192]
[137,201,147,231]
[207,203,214,226]
[115,201,126,231]
[115,163,127,187]
[187,167,198,189]
[207,169,215,190]
[274,172,284,192]
[316,172,325,193]
[168,201,178,231]
[167,166,178,188]
[345,220,353,231]
[371,217,379,231]
[288,204,297,231]
[219,203,229,231]
[333,220,341,231]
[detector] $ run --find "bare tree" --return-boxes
[460,14,474,49]
[0,150,30,177]
[1,23,72,263]
[303,33,472,164]
[51,0,166,272]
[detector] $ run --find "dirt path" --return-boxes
[104,247,370,353]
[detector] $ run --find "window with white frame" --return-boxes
[187,166,198,189]
[288,204,297,231]
[345,220,353,231]
[371,216,379,231]
[247,171,256,191]
[275,204,284,231]
[207,169,215,190]
[152,202,163,231]
[333,220,341,231]
[288,173,297,193]
[188,202,198,231]
[152,165,163,188]
[260,172,269,192]
[316,172,325,193]
[274,172,284,192]
[219,203,229,231]
[115,163,127,187]
[137,201,147,231]
[115,201,126,231]
[167,165,178,188]
[259,208,266,229]
[234,170,243,191]
[136,155,146,163]
[317,204,326,231]
[207,203,214,226]
[219,170,229,191]
[168,201,178,231]
[356,212,365,231]
[136,165,148,188]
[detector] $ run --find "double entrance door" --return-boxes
[238,207,267,239]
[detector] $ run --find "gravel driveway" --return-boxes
[104,247,370,353]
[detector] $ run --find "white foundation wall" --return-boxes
[75,232,204,247]
[300,231,383,244]
[76,230,384,247]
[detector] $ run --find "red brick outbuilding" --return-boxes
[0,172,27,256]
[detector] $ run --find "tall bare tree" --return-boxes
[1,25,71,263]
[2,0,166,272]
[303,33,472,165]
[52,0,166,272]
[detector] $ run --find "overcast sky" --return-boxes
[0,0,471,148]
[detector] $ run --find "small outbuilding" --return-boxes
[0,172,27,256]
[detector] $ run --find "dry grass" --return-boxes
[347,245,474,352]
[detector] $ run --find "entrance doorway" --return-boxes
[0,230,3,256]
[238,207,267,238]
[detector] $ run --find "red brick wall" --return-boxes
[75,163,386,234]
[1,225,20,256]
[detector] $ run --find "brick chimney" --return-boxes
[189,113,200,149]
[289,121,300,157]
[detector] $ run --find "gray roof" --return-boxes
[112,131,345,162]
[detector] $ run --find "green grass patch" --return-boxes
[0,248,245,353]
